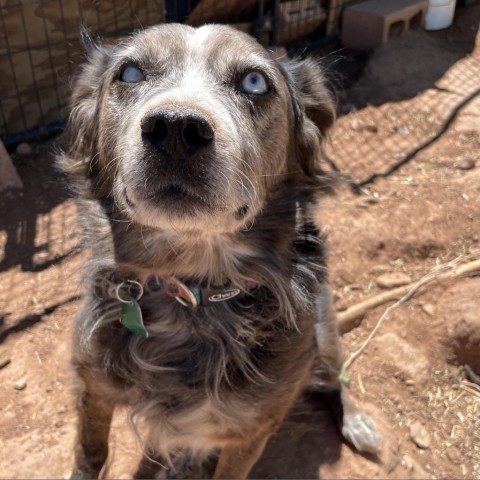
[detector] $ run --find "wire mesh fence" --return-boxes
[323,23,480,188]
[1,0,166,141]
[0,0,333,142]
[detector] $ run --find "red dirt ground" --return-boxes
[1,7,479,479]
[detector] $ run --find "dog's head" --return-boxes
[63,24,334,235]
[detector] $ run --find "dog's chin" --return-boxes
[126,184,212,214]
[123,187,252,235]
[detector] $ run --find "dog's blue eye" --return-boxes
[240,71,268,95]
[120,64,145,83]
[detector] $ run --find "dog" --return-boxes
[60,24,380,479]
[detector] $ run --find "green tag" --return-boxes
[120,295,149,337]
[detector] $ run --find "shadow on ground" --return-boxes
[0,145,75,273]
[319,5,480,186]
[251,393,346,479]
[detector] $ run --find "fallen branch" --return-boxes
[338,257,480,335]
[338,254,480,383]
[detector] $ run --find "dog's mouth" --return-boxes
[155,184,206,202]
[125,184,213,214]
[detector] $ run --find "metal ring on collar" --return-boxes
[174,296,191,307]
[166,278,199,308]
[115,280,144,304]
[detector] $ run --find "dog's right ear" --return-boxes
[59,28,113,180]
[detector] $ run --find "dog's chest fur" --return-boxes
[79,287,315,454]
[73,186,326,456]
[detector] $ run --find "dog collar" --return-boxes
[145,276,257,308]
[114,277,258,337]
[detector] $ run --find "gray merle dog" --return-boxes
[59,23,380,479]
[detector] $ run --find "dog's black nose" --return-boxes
[141,109,214,155]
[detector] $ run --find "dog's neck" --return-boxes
[85,183,315,287]
[130,229,258,286]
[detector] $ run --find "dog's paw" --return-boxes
[342,411,381,455]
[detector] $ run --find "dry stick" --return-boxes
[338,256,480,381]
[338,257,480,334]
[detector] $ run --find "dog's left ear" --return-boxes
[281,58,336,181]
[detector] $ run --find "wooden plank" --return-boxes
[0,140,23,191]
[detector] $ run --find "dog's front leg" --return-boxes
[213,429,272,480]
[71,369,114,479]
[313,283,381,454]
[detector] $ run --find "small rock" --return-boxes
[351,118,361,131]
[455,157,476,170]
[14,378,27,390]
[376,272,412,289]
[395,126,410,134]
[446,446,461,464]
[0,357,11,369]
[421,303,435,316]
[55,420,65,428]
[402,454,415,471]
[410,421,431,449]
[15,142,33,156]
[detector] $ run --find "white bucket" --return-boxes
[425,0,457,30]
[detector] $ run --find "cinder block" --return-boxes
[341,0,429,50]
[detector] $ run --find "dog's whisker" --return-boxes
[224,162,259,206]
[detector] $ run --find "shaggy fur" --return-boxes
[60,24,379,479]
